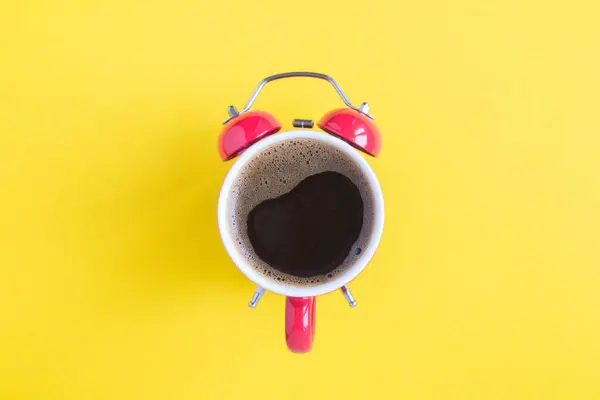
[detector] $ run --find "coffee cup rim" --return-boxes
[218,130,384,297]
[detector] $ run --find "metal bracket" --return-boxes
[248,287,266,309]
[341,285,357,307]
[223,72,374,124]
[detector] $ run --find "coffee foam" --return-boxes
[227,138,375,287]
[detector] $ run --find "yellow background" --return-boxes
[1,0,599,399]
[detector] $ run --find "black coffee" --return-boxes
[247,171,363,277]
[228,138,375,286]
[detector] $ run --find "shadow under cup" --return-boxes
[219,131,383,297]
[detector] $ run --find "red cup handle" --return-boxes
[285,296,316,353]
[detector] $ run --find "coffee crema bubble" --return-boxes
[227,138,375,287]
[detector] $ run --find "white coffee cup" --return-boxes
[218,130,384,352]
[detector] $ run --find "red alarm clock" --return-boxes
[217,72,384,353]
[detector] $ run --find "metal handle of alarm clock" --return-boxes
[223,72,374,124]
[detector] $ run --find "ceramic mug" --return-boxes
[218,130,384,352]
